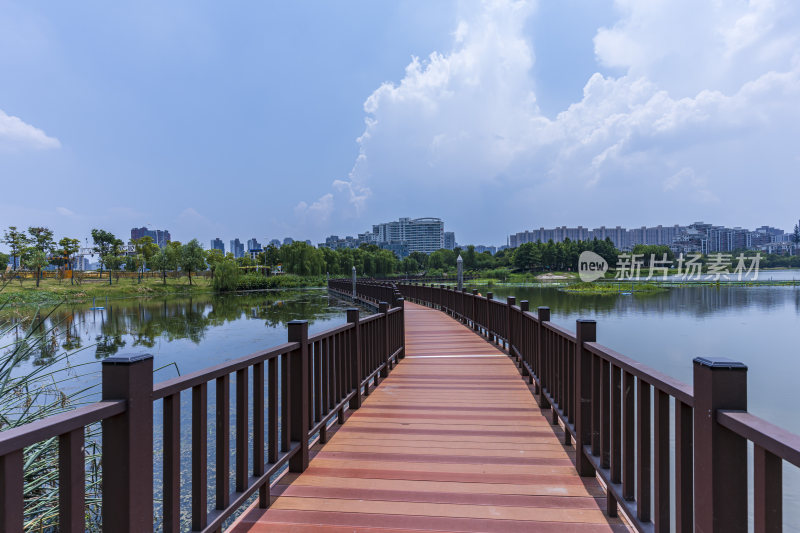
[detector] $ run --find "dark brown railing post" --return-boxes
[506,296,515,353]
[575,320,596,477]
[471,289,478,330]
[693,357,748,533]
[519,301,530,379]
[486,293,494,344]
[397,298,405,359]
[536,307,550,408]
[101,353,154,533]
[347,309,362,410]
[288,320,309,472]
[379,301,390,377]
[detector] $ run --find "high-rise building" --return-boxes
[210,238,225,254]
[247,238,261,252]
[443,232,456,250]
[269,239,281,248]
[131,227,171,248]
[283,238,294,246]
[229,238,245,259]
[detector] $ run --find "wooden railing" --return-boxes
[0,296,404,532]
[394,281,800,533]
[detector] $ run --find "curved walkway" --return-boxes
[232,302,628,532]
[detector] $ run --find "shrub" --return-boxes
[212,260,240,292]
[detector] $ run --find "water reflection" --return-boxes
[2,290,369,378]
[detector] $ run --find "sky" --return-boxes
[1,0,799,249]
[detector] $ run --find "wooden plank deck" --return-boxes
[231,301,628,532]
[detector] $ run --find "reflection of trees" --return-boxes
[2,290,360,366]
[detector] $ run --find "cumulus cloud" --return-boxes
[0,108,60,150]
[299,0,800,241]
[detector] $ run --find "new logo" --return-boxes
[578,251,608,282]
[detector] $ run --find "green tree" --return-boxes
[57,237,81,285]
[205,249,225,278]
[91,229,121,280]
[180,239,206,285]
[3,226,29,270]
[21,247,48,287]
[793,224,800,250]
[132,236,160,282]
[0,252,8,272]
[212,259,240,291]
[149,248,169,284]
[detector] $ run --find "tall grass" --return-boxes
[0,281,102,531]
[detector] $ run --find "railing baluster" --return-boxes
[654,389,669,532]
[610,365,622,485]
[216,374,230,510]
[600,359,610,469]
[268,357,279,463]
[253,361,267,508]
[622,370,635,501]
[754,444,782,533]
[58,428,85,533]
[163,393,180,533]
[675,399,693,532]
[0,450,24,532]
[280,352,290,453]
[236,367,248,493]
[636,379,651,522]
[288,320,310,472]
[192,382,208,531]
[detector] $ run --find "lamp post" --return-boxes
[457,254,463,291]
[352,265,356,298]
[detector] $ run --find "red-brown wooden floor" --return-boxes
[230,302,628,532]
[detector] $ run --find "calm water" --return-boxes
[4,289,372,391]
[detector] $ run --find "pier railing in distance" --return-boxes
[391,280,799,533]
[0,291,404,533]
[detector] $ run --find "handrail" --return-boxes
[718,409,800,467]
[0,400,126,456]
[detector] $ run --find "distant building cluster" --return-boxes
[130,227,170,247]
[319,217,452,257]
[209,236,311,260]
[509,221,798,254]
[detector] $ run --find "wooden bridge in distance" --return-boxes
[232,301,628,532]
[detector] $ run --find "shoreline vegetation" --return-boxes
[3,267,799,306]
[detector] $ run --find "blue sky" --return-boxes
[2,0,799,248]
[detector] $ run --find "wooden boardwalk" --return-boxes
[232,302,628,532]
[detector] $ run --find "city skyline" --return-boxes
[2,2,800,245]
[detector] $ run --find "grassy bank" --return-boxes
[0,277,216,305]
[0,274,332,306]
[560,281,668,294]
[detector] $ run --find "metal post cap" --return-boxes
[102,353,153,365]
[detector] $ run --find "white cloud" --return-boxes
[294,193,335,222]
[56,206,75,216]
[298,0,800,241]
[0,108,60,151]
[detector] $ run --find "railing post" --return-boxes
[574,320,596,477]
[101,353,154,533]
[536,307,550,407]
[471,289,478,330]
[519,301,530,378]
[693,357,748,533]
[347,309,362,410]
[486,293,494,343]
[288,320,309,472]
[397,298,405,359]
[379,301,390,377]
[506,296,515,353]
